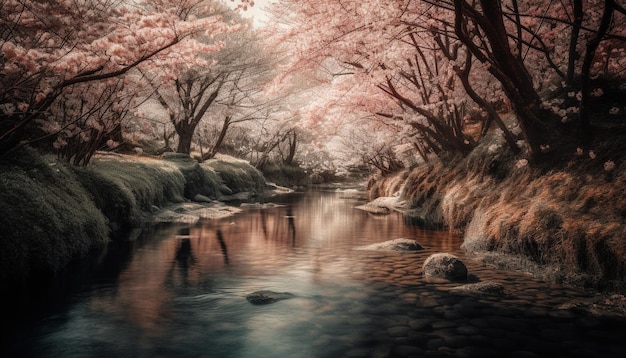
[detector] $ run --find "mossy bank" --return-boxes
[368,125,626,293]
[0,147,270,289]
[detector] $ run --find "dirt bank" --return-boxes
[368,126,626,293]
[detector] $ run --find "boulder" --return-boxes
[422,253,468,281]
[246,290,295,305]
[354,196,403,215]
[356,238,423,251]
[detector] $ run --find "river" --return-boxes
[2,190,626,357]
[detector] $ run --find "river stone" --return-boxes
[355,238,423,251]
[422,253,468,281]
[354,196,401,215]
[450,282,506,297]
[246,290,295,305]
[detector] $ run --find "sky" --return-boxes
[226,0,272,27]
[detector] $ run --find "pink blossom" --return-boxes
[515,159,528,169]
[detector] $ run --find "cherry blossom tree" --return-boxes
[267,0,626,162]
[575,0,626,144]
[137,3,276,157]
[48,77,137,165]
[0,0,245,159]
[196,28,277,161]
[265,1,478,162]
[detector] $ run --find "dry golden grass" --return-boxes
[367,172,406,200]
[371,133,626,292]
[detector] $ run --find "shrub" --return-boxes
[162,153,222,199]
[0,147,109,286]
[205,155,268,194]
[76,154,186,235]
[260,161,310,187]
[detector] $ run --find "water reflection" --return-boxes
[5,191,625,358]
[286,207,296,246]
[216,229,230,265]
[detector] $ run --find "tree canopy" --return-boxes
[2,0,626,173]
[264,0,626,167]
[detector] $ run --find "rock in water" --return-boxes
[246,290,295,305]
[355,238,423,251]
[422,253,468,281]
[450,282,506,297]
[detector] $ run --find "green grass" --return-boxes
[162,153,223,199]
[76,155,187,234]
[259,161,310,187]
[0,150,270,288]
[204,156,268,194]
[0,147,109,286]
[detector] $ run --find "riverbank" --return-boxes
[366,121,626,293]
[0,147,278,289]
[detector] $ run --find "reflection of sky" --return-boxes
[27,192,464,357]
[85,192,462,331]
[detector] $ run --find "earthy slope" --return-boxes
[371,120,626,292]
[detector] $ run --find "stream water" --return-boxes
[2,190,626,358]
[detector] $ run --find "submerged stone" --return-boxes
[355,238,423,251]
[354,196,403,215]
[246,290,295,305]
[450,282,506,297]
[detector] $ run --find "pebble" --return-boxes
[427,338,445,350]
[455,346,499,358]
[431,320,456,329]
[393,345,424,356]
[387,325,411,337]
[444,335,470,348]
[409,318,432,330]
[456,325,481,335]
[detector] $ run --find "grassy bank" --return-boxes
[0,147,269,288]
[372,124,626,292]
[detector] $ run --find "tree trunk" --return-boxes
[202,116,231,161]
[567,0,584,87]
[255,133,285,169]
[454,0,545,155]
[175,121,197,154]
[579,0,614,146]
[283,131,297,165]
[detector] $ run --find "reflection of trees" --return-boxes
[169,226,197,288]
[286,207,296,247]
[175,239,195,271]
[166,226,233,288]
[260,209,268,239]
[216,230,230,265]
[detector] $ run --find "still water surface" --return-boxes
[3,190,626,357]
